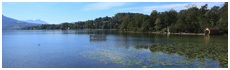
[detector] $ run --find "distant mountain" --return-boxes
[23,19,48,24]
[2,15,41,30]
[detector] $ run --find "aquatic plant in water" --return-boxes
[78,43,227,68]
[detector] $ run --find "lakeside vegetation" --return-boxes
[22,2,228,34]
[79,43,227,68]
[135,43,228,68]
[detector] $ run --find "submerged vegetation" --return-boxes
[22,2,228,34]
[135,43,228,67]
[78,43,227,68]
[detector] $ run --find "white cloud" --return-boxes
[83,2,128,11]
[117,2,224,13]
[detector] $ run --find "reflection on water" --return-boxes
[2,30,228,68]
[204,36,210,43]
[136,43,227,67]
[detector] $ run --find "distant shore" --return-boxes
[121,31,227,36]
[168,33,205,35]
[21,29,229,36]
[119,31,205,35]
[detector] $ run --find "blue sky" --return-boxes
[2,2,225,24]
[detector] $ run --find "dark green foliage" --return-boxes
[185,7,200,33]
[155,9,178,32]
[217,2,228,34]
[149,10,158,31]
[154,18,162,31]
[22,3,228,34]
[126,14,150,32]
[120,14,130,31]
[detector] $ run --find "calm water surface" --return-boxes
[2,30,228,68]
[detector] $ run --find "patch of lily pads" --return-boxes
[77,43,227,68]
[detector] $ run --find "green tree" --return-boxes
[217,2,228,34]
[154,18,161,31]
[120,14,130,31]
[149,10,158,31]
[185,7,199,33]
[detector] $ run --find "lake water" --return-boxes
[2,30,228,68]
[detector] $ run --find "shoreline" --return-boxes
[169,33,205,35]
[119,31,205,35]
[19,29,229,36]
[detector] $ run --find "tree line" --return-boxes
[22,2,228,34]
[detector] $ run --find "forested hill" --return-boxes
[23,2,228,34]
